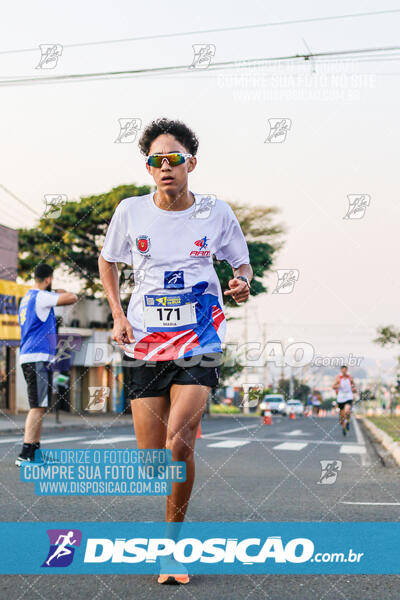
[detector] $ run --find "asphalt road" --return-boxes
[0,413,399,599]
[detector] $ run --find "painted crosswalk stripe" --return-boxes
[202,424,259,438]
[84,436,135,445]
[207,440,250,449]
[340,445,366,454]
[0,437,21,444]
[273,442,308,451]
[340,501,400,506]
[284,430,310,436]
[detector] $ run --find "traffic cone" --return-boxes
[289,406,296,420]
[263,403,272,425]
[196,423,202,438]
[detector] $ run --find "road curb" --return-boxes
[359,416,400,466]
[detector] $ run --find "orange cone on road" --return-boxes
[263,403,272,425]
[289,406,296,420]
[196,423,202,438]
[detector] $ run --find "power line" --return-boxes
[0,184,99,248]
[0,184,39,216]
[1,9,399,56]
[0,45,399,87]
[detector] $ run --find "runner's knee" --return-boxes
[166,434,194,461]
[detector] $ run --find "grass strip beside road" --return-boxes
[368,416,400,442]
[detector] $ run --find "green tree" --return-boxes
[374,326,400,362]
[18,185,284,300]
[277,377,311,404]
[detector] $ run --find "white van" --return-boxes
[259,394,287,415]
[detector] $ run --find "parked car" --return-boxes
[259,394,287,415]
[285,399,304,417]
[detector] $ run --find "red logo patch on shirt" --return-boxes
[136,235,150,254]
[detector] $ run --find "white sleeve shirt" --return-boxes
[35,290,60,321]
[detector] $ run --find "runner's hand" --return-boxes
[224,278,250,304]
[113,314,135,350]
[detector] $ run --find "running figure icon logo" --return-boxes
[343,194,371,219]
[190,236,211,257]
[317,460,342,485]
[164,271,184,289]
[42,529,82,567]
[272,269,299,294]
[265,118,292,143]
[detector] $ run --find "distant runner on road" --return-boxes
[333,365,357,436]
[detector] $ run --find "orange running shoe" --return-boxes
[157,556,189,584]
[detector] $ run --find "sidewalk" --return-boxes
[0,412,133,435]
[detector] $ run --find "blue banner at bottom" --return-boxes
[0,522,398,574]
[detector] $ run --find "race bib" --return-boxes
[143,293,197,332]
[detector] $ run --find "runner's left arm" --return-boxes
[216,204,252,304]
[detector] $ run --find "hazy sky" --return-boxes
[1,0,399,375]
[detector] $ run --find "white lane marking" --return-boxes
[273,442,308,451]
[284,430,310,436]
[340,445,366,455]
[84,436,135,445]
[202,424,260,438]
[0,437,21,444]
[41,436,85,444]
[340,501,400,506]
[352,416,369,466]
[203,435,364,447]
[207,440,250,449]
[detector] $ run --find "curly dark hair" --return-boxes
[138,117,199,156]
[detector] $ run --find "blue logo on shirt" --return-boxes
[164,271,184,289]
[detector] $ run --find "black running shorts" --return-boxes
[123,353,221,399]
[21,361,53,408]
[337,399,353,410]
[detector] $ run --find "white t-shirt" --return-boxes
[337,375,353,402]
[101,192,250,361]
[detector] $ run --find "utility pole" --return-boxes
[263,323,267,390]
[243,304,249,414]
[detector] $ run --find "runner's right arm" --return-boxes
[98,255,134,347]
[98,201,135,348]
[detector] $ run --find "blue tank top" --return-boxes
[19,289,57,360]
